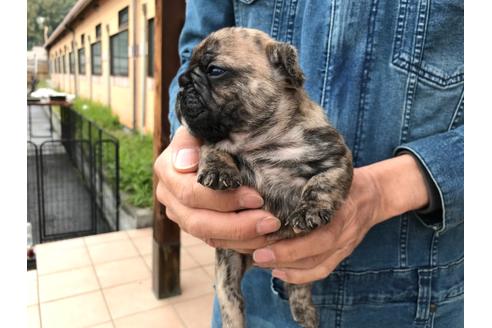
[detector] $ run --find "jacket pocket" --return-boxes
[391,0,463,88]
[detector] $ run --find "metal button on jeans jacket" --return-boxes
[168,1,464,327]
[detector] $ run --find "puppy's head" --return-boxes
[176,27,305,143]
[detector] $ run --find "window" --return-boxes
[69,52,75,74]
[78,48,86,75]
[80,34,85,45]
[147,18,154,77]
[62,54,66,74]
[110,30,128,76]
[118,7,129,29]
[91,42,102,75]
[95,24,101,39]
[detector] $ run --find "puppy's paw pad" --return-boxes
[197,167,241,190]
[288,205,333,233]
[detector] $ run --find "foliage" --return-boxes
[27,0,77,49]
[73,98,154,208]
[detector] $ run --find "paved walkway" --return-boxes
[28,104,60,145]
[28,229,215,328]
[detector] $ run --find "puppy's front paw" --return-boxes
[288,203,333,233]
[197,166,242,190]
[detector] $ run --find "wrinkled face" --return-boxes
[176,28,304,143]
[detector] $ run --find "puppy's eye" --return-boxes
[207,65,226,77]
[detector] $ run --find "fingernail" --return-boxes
[239,194,264,209]
[272,269,287,280]
[174,148,199,170]
[253,248,275,263]
[256,217,281,234]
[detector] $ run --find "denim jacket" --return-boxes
[169,1,463,326]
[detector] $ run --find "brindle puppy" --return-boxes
[176,27,353,328]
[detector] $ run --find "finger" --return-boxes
[158,184,280,240]
[186,209,281,240]
[168,170,264,212]
[208,235,272,251]
[255,252,328,270]
[252,224,339,266]
[170,126,202,173]
[272,249,347,284]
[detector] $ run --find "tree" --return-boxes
[27,0,77,50]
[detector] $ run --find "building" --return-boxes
[44,0,156,133]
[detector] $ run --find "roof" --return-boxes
[43,0,95,49]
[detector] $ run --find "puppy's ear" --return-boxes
[266,42,305,88]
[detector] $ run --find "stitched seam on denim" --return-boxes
[332,256,463,276]
[392,0,462,88]
[335,262,346,328]
[352,0,379,164]
[393,145,447,233]
[233,1,241,27]
[392,57,464,87]
[320,0,337,108]
[427,311,436,328]
[399,216,409,267]
[270,0,283,39]
[285,0,298,44]
[430,232,439,267]
[416,270,433,322]
[392,0,409,63]
[399,0,430,144]
[448,89,464,131]
[445,284,464,299]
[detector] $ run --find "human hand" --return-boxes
[252,168,380,284]
[154,126,281,252]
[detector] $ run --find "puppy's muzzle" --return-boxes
[177,69,208,120]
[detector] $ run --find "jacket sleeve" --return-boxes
[394,124,464,233]
[168,0,235,137]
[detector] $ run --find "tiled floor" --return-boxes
[28,228,216,328]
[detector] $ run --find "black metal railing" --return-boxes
[27,106,120,243]
[60,107,120,232]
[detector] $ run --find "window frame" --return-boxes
[78,47,86,75]
[110,30,129,77]
[91,41,102,76]
[118,7,129,29]
[69,51,75,74]
[95,24,101,40]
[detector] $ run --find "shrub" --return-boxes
[73,98,154,208]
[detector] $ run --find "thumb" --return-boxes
[171,126,202,173]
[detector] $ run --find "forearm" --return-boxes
[360,154,430,225]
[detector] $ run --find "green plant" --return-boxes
[72,98,154,208]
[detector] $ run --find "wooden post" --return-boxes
[152,0,186,299]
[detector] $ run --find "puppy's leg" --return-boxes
[197,145,241,190]
[286,283,318,328]
[216,249,250,328]
[288,162,353,232]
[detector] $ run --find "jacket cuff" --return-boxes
[393,127,464,232]
[396,150,442,215]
